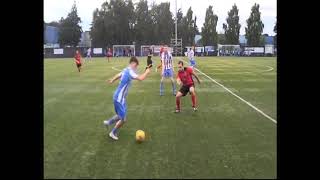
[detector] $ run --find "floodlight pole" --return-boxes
[175,0,177,56]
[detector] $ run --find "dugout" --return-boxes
[184,46,213,56]
[217,44,241,56]
[242,46,265,56]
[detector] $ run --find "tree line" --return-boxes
[45,0,276,48]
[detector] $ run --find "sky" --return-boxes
[44,0,277,35]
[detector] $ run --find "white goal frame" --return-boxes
[113,45,135,57]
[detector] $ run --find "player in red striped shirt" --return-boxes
[175,60,201,113]
[74,50,82,72]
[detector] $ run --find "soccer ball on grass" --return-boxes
[135,130,145,143]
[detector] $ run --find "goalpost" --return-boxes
[113,45,135,57]
[217,44,241,56]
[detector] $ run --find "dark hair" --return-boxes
[178,60,184,66]
[129,56,139,65]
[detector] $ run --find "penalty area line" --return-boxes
[180,58,277,124]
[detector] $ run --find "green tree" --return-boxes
[90,0,175,46]
[90,0,135,47]
[176,8,184,40]
[135,0,153,45]
[109,0,135,44]
[90,8,106,47]
[201,5,218,48]
[245,3,264,46]
[179,7,199,46]
[217,33,226,44]
[223,4,241,44]
[58,2,82,47]
[150,2,174,44]
[185,7,194,45]
[194,16,199,35]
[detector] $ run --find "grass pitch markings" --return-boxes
[263,66,274,72]
[112,66,123,72]
[180,58,277,124]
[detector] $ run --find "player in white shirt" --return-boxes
[188,46,196,68]
[86,48,92,61]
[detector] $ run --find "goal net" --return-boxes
[113,45,135,57]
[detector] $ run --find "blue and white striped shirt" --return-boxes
[113,67,138,105]
[161,51,173,70]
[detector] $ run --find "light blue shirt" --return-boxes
[113,67,138,105]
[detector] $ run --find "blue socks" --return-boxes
[111,127,118,135]
[160,80,176,95]
[160,81,164,95]
[172,81,176,95]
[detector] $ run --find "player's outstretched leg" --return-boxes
[109,120,125,140]
[108,101,127,140]
[175,91,183,113]
[104,115,120,127]
[160,77,164,96]
[189,86,197,111]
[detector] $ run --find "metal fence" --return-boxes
[44,47,108,58]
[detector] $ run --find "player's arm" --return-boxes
[176,74,182,86]
[161,58,165,74]
[192,71,201,84]
[134,68,151,81]
[176,77,182,86]
[108,72,122,84]
[171,55,174,72]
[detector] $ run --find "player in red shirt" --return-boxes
[74,50,82,72]
[106,48,112,62]
[175,60,201,113]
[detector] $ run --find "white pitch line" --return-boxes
[180,58,277,124]
[263,66,274,72]
[111,66,122,72]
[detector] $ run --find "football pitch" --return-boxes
[44,56,277,178]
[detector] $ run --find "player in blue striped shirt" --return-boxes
[160,46,176,96]
[104,57,151,140]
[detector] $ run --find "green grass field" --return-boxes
[44,56,277,179]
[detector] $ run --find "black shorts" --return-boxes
[179,84,194,96]
[76,63,81,68]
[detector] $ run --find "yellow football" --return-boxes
[135,130,145,142]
